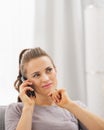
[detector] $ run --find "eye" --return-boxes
[46,67,53,73]
[33,73,40,78]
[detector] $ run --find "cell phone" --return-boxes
[22,76,36,97]
[26,85,36,97]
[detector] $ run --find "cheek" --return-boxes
[32,80,44,92]
[31,80,39,90]
[32,83,41,93]
[52,72,57,82]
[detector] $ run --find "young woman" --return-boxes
[5,47,104,130]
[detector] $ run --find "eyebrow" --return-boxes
[31,71,39,76]
[30,66,52,76]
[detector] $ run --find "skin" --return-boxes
[19,56,57,106]
[49,89,104,130]
[16,56,104,130]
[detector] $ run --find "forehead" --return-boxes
[25,56,53,75]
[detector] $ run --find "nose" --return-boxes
[41,73,49,82]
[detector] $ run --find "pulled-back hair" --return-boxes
[14,47,55,93]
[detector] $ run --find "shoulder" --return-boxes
[5,103,23,130]
[6,102,23,110]
[61,100,87,115]
[5,102,23,116]
[62,100,87,121]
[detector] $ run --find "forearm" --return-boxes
[16,105,34,130]
[66,102,104,130]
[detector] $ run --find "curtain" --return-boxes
[84,1,104,117]
[0,0,35,105]
[34,0,86,103]
[34,0,104,117]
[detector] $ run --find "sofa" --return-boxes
[0,106,6,130]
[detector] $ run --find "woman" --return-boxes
[5,47,104,130]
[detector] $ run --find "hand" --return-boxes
[19,80,36,107]
[48,89,73,109]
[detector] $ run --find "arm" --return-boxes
[66,101,104,130]
[49,89,104,130]
[16,80,35,130]
[16,105,34,130]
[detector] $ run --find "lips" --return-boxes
[42,83,52,88]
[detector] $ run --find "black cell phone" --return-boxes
[26,85,36,97]
[22,76,36,97]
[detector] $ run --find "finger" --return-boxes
[58,89,66,96]
[47,92,52,97]
[20,86,34,94]
[47,88,57,96]
[54,96,60,103]
[22,81,33,87]
[19,87,35,101]
[49,91,60,103]
[19,81,33,91]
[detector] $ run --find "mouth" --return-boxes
[42,83,52,89]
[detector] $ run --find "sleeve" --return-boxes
[5,103,22,130]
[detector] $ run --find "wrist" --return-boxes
[23,104,35,112]
[64,100,75,110]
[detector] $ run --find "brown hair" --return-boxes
[14,47,55,92]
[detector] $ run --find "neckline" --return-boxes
[35,104,57,107]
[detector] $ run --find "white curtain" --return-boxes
[84,1,104,117]
[34,0,104,117]
[34,0,86,103]
[0,0,35,105]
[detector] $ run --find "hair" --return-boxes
[14,47,55,101]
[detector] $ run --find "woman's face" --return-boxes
[25,56,57,96]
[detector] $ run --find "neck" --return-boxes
[35,94,54,106]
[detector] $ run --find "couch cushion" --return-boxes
[0,106,6,130]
